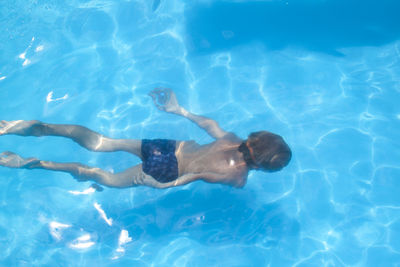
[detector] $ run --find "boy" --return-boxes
[0,88,291,189]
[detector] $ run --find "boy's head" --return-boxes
[239,131,292,172]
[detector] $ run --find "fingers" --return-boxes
[149,88,171,106]
[148,88,179,113]
[149,87,172,98]
[148,88,161,97]
[148,88,166,102]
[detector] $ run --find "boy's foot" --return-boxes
[0,151,40,169]
[0,120,40,136]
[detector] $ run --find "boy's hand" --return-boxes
[149,88,182,114]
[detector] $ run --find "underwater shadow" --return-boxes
[184,0,400,56]
[120,186,300,247]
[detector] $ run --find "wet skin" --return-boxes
[0,89,249,189]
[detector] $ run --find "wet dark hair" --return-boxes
[238,131,292,172]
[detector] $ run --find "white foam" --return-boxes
[46,91,69,102]
[69,234,95,249]
[112,229,133,260]
[68,187,96,195]
[119,229,132,246]
[18,52,26,59]
[94,202,113,226]
[35,45,44,52]
[22,59,31,66]
[49,221,72,241]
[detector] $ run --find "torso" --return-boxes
[175,134,248,187]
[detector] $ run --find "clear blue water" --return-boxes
[1,0,400,266]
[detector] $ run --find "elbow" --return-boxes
[209,120,220,131]
[199,119,218,129]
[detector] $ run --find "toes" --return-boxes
[0,151,14,157]
[0,151,37,169]
[0,151,15,166]
[0,121,10,135]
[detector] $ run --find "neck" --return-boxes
[238,142,257,169]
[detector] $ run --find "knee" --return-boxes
[77,135,103,152]
[83,136,115,152]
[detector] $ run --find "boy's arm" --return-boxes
[149,88,229,139]
[142,172,229,189]
[139,172,202,189]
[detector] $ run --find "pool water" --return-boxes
[1,0,400,266]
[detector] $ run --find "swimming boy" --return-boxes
[0,88,291,189]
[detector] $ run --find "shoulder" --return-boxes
[219,132,243,143]
[209,133,242,149]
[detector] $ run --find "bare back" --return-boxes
[175,134,249,187]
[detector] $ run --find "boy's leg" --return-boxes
[0,151,150,188]
[0,120,141,157]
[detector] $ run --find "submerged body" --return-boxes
[141,136,247,187]
[176,136,248,187]
[0,89,290,189]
